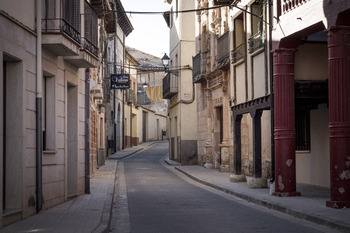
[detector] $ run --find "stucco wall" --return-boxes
[296,104,330,188]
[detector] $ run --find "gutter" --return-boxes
[35,0,43,213]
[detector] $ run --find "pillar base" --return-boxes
[326,200,350,209]
[229,174,246,182]
[219,165,230,173]
[246,177,267,189]
[272,192,301,197]
[204,162,213,169]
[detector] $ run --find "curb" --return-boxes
[174,166,350,233]
[92,161,118,233]
[109,142,157,160]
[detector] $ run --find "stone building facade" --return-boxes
[0,0,99,227]
[193,0,272,187]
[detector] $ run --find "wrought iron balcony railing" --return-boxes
[84,0,98,57]
[163,73,178,99]
[192,53,200,77]
[231,44,245,64]
[282,0,309,14]
[126,89,135,105]
[217,31,230,63]
[42,0,81,44]
[248,30,264,54]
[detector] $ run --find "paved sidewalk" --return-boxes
[166,160,350,233]
[0,159,118,233]
[0,142,156,233]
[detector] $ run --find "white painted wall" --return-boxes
[296,104,330,188]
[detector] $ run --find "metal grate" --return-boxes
[42,0,81,44]
[217,31,230,63]
[84,0,98,56]
[231,44,245,63]
[192,53,201,78]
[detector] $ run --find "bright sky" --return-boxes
[120,0,170,58]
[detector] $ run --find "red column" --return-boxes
[273,49,300,197]
[327,26,350,209]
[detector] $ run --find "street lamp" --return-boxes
[161,53,170,68]
[161,53,179,76]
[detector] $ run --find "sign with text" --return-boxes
[111,74,130,89]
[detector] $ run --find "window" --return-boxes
[249,2,264,53]
[232,13,245,63]
[295,108,310,151]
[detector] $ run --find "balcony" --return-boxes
[282,0,309,14]
[41,0,81,56]
[213,0,234,5]
[64,0,99,68]
[126,89,135,105]
[162,73,178,99]
[135,92,151,106]
[231,44,245,64]
[193,53,204,83]
[217,32,230,63]
[248,30,264,54]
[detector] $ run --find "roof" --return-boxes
[115,0,133,36]
[126,46,164,71]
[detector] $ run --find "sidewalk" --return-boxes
[165,158,350,233]
[0,142,154,233]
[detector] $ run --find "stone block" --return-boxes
[246,176,267,189]
[229,174,246,182]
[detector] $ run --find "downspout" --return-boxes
[35,0,43,213]
[113,2,117,152]
[268,0,275,183]
[122,34,125,149]
[85,68,90,194]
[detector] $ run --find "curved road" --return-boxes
[110,142,333,233]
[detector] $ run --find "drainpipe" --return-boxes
[113,2,117,152]
[122,34,126,149]
[268,0,275,183]
[85,68,90,194]
[35,0,43,213]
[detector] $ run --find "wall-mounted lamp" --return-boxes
[161,53,170,68]
[161,53,179,76]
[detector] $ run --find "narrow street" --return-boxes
[110,142,333,233]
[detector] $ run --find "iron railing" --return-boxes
[192,53,201,78]
[248,30,264,53]
[126,89,135,104]
[84,0,98,56]
[283,0,309,14]
[217,31,230,63]
[231,44,245,63]
[163,73,178,99]
[42,0,81,44]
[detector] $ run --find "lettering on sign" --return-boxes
[213,97,223,106]
[111,74,130,89]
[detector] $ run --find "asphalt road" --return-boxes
[111,141,334,233]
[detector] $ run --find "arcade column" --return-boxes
[327,26,350,209]
[272,48,300,197]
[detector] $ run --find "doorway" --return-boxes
[2,54,22,212]
[67,83,78,198]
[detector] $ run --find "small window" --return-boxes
[296,108,310,151]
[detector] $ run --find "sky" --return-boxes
[120,0,170,58]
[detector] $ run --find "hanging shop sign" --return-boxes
[111,74,130,89]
